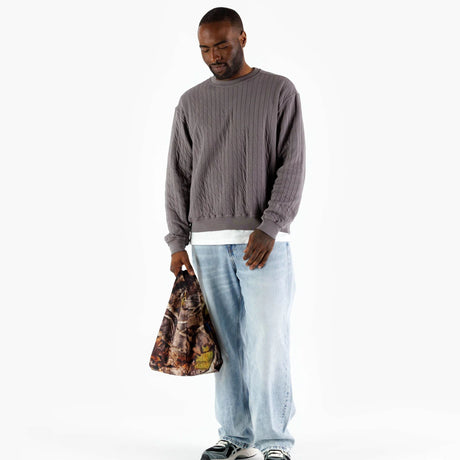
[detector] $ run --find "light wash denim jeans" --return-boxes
[191,242,296,454]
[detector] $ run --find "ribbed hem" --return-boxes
[191,215,261,232]
[191,215,289,238]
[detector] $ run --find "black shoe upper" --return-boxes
[263,448,291,460]
[201,439,241,460]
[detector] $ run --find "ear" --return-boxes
[240,32,247,47]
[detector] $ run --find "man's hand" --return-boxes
[243,229,275,270]
[170,250,195,277]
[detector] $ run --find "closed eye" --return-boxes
[201,46,228,53]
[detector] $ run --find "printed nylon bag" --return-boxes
[149,268,223,376]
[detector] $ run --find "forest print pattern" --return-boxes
[149,269,223,376]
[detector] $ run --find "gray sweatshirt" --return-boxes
[164,67,306,255]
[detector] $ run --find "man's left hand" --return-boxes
[243,229,275,269]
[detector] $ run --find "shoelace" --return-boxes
[216,439,237,449]
[265,449,291,459]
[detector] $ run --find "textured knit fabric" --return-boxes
[191,229,291,245]
[164,67,306,255]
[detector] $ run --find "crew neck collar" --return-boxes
[209,67,261,86]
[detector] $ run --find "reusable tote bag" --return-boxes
[149,268,223,376]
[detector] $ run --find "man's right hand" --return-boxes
[170,250,195,277]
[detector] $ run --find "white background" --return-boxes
[1,1,459,459]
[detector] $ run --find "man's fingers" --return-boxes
[246,247,264,267]
[243,244,252,259]
[257,251,269,268]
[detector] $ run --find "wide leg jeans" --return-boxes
[191,242,296,453]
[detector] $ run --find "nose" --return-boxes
[210,48,222,63]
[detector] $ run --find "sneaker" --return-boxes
[201,439,263,460]
[263,448,292,460]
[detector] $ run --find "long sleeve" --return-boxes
[164,103,193,255]
[256,91,306,239]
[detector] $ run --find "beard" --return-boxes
[211,45,245,80]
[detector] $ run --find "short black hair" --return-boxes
[199,7,244,34]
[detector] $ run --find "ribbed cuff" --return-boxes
[167,239,188,255]
[256,219,281,240]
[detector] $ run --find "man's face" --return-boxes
[198,20,245,80]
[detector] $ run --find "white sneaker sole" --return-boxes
[229,447,264,460]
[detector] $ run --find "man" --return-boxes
[164,7,306,460]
